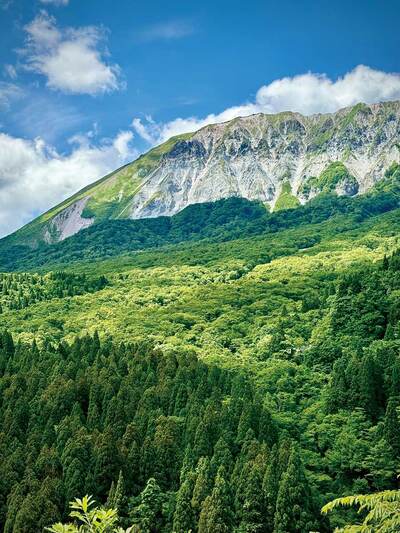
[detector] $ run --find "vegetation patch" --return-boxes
[299,161,359,198]
[273,181,300,211]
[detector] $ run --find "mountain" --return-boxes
[5,100,400,248]
[2,163,400,531]
[2,103,400,532]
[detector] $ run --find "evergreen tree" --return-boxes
[238,456,267,533]
[0,330,14,375]
[210,437,233,477]
[262,445,281,532]
[130,478,164,533]
[191,457,212,516]
[359,352,383,421]
[198,466,234,533]
[390,362,400,396]
[106,481,115,509]
[94,429,120,498]
[258,406,278,447]
[273,447,316,533]
[384,397,400,457]
[172,474,195,533]
[326,357,348,412]
[107,470,125,515]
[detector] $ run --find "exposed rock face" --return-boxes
[8,100,400,245]
[43,198,94,244]
[128,102,400,218]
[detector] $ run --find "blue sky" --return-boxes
[0,0,399,236]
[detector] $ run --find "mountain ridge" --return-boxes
[4,99,400,247]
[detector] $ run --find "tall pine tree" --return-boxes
[172,473,195,533]
[198,466,234,533]
[273,447,316,533]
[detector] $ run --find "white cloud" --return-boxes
[132,65,400,145]
[4,64,17,80]
[21,11,121,95]
[0,82,23,109]
[39,0,69,5]
[138,20,194,41]
[0,130,137,237]
[2,64,400,237]
[11,96,83,142]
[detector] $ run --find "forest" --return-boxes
[1,164,400,531]
[1,161,399,272]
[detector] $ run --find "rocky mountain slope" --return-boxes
[5,100,400,247]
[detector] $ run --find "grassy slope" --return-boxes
[2,164,399,353]
[3,132,193,247]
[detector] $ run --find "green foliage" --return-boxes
[1,180,399,271]
[373,162,400,194]
[274,182,300,211]
[0,332,285,531]
[273,447,317,533]
[198,467,234,533]
[130,478,164,533]
[299,162,359,199]
[46,495,130,532]
[172,474,195,533]
[0,271,108,313]
[321,487,400,532]
[2,166,400,531]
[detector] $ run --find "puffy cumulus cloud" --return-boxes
[256,65,400,115]
[132,65,400,145]
[21,11,121,95]
[0,130,137,237]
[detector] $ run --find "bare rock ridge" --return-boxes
[10,100,400,245]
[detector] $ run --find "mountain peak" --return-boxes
[5,100,400,248]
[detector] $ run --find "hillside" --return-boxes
[1,119,400,532]
[1,159,400,530]
[4,100,400,249]
[0,161,399,272]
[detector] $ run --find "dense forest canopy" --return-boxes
[1,165,400,531]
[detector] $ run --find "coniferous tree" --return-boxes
[210,437,233,477]
[273,447,316,533]
[326,357,348,412]
[359,352,383,422]
[94,429,120,498]
[384,397,400,457]
[106,481,115,509]
[112,470,126,514]
[258,406,278,447]
[191,457,212,517]
[238,455,267,533]
[391,362,400,396]
[130,478,164,533]
[198,466,234,533]
[262,445,280,532]
[172,473,195,533]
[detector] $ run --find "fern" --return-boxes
[321,488,400,532]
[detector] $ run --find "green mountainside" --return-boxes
[0,159,400,530]
[4,100,400,250]
[1,161,399,272]
[4,132,192,248]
